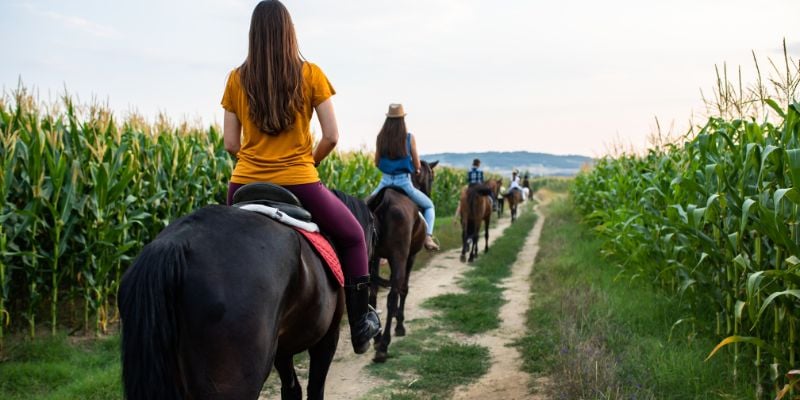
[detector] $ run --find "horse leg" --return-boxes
[469,231,478,262]
[274,353,302,400]
[460,225,469,263]
[375,257,404,363]
[484,217,490,253]
[374,286,397,363]
[306,314,341,400]
[394,254,416,337]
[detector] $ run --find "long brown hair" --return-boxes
[239,0,305,135]
[376,117,408,159]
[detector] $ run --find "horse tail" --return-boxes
[119,239,186,400]
[466,188,483,236]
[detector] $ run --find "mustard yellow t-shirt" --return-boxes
[221,62,335,185]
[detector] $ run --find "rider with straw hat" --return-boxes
[371,103,439,251]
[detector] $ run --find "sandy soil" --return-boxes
[260,196,547,399]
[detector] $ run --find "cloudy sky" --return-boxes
[1,0,798,157]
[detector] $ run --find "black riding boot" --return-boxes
[344,275,381,354]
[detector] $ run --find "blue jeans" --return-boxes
[371,173,435,236]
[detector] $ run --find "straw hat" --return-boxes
[386,103,406,118]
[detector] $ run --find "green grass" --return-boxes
[364,323,490,400]
[424,206,537,334]
[515,196,756,399]
[0,333,122,400]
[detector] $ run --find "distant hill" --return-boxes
[420,151,593,177]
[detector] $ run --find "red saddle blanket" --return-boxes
[293,228,344,287]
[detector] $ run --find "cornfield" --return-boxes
[0,88,234,345]
[0,87,466,348]
[572,49,800,396]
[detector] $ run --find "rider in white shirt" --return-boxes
[507,169,521,192]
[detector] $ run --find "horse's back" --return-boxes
[164,206,300,309]
[171,205,339,338]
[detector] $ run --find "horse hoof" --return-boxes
[395,326,406,336]
[373,351,388,363]
[460,255,466,263]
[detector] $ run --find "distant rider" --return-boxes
[506,169,522,197]
[467,158,496,210]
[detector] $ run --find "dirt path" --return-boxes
[451,196,546,400]
[260,197,543,399]
[318,209,518,399]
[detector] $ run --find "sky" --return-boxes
[1,0,798,157]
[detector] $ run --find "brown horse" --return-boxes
[506,187,523,222]
[485,178,502,199]
[459,184,493,262]
[119,190,374,400]
[367,160,437,363]
[485,178,502,215]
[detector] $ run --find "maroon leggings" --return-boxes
[227,181,368,278]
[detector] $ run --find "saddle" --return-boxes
[232,182,343,286]
[366,186,428,231]
[232,182,312,222]
[366,186,413,210]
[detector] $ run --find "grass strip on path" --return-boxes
[365,324,490,400]
[515,196,755,399]
[424,207,537,334]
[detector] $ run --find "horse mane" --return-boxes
[330,189,377,258]
[365,187,393,210]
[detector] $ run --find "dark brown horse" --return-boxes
[506,188,523,222]
[459,184,493,262]
[367,160,438,363]
[119,190,373,400]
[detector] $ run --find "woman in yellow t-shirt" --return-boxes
[221,0,379,354]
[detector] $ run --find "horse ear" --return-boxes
[428,160,439,169]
